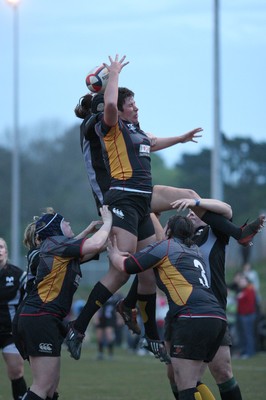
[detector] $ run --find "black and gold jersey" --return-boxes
[96,117,152,193]
[124,238,226,321]
[20,236,85,319]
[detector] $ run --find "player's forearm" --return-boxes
[193,198,232,219]
[150,136,183,151]
[81,222,112,256]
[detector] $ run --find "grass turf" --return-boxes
[1,344,265,400]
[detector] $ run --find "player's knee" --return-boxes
[8,367,24,381]
[211,364,233,383]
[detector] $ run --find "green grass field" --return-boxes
[1,260,265,399]
[1,344,265,400]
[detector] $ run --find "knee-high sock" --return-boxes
[137,293,159,340]
[170,382,215,400]
[74,282,112,333]
[179,388,202,400]
[217,377,243,400]
[46,392,59,400]
[22,390,43,400]
[123,275,138,308]
[11,377,27,400]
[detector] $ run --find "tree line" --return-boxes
[1,124,265,258]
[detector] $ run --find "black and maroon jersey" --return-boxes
[0,263,26,334]
[193,226,229,310]
[20,236,85,319]
[123,238,226,321]
[95,117,152,193]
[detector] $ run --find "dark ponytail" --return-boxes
[74,93,93,119]
[166,215,194,247]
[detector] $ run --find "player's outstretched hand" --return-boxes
[179,127,203,143]
[103,54,129,74]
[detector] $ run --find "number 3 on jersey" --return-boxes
[194,259,210,288]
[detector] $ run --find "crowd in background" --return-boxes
[68,265,266,361]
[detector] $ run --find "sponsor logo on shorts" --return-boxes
[112,208,124,219]
[172,345,184,356]
[39,343,53,353]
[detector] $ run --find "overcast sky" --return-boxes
[1,0,265,166]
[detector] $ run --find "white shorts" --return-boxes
[2,342,20,354]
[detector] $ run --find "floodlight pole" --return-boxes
[211,0,223,200]
[6,0,21,265]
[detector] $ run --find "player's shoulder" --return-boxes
[83,113,103,140]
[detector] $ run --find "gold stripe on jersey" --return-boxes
[157,256,192,305]
[104,125,133,180]
[37,256,71,303]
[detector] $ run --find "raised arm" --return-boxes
[150,127,203,152]
[103,54,129,127]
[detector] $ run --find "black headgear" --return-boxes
[35,213,64,240]
[91,93,104,114]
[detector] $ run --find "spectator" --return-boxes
[236,274,257,358]
[242,262,261,306]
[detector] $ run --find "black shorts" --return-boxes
[220,325,232,346]
[104,190,155,240]
[0,333,14,349]
[164,316,226,362]
[15,314,66,359]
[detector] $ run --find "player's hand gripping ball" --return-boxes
[86,65,109,93]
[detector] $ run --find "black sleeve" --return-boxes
[83,114,102,140]
[124,252,160,274]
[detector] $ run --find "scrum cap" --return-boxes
[35,213,64,240]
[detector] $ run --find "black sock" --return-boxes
[201,211,242,239]
[11,377,27,400]
[179,387,199,400]
[137,293,159,340]
[218,378,243,400]
[46,392,59,400]
[74,282,112,333]
[123,276,138,308]
[23,390,43,400]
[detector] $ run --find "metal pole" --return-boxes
[211,0,223,199]
[10,3,20,265]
